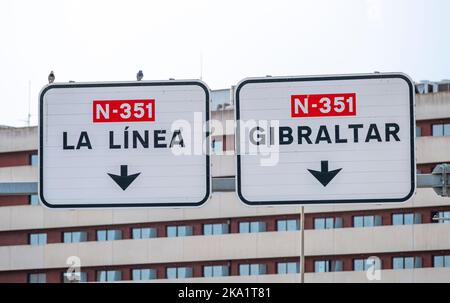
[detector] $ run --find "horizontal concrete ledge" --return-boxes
[1,224,450,271]
[120,268,450,283]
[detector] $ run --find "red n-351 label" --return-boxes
[93,99,155,123]
[291,93,356,118]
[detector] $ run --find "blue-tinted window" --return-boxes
[239,221,265,233]
[314,260,342,273]
[203,265,229,277]
[239,222,249,233]
[393,257,422,269]
[166,267,192,279]
[239,264,266,276]
[432,124,450,136]
[314,218,325,230]
[416,126,421,137]
[353,216,364,228]
[433,124,444,136]
[314,261,328,273]
[29,194,39,205]
[354,258,380,271]
[29,233,47,246]
[63,272,87,283]
[315,217,343,229]
[167,225,193,237]
[445,124,450,136]
[203,223,228,235]
[167,226,177,237]
[434,256,444,267]
[436,211,450,224]
[353,215,382,228]
[132,227,156,239]
[97,229,122,241]
[28,273,46,283]
[353,259,365,271]
[392,213,420,225]
[64,231,87,243]
[277,219,299,231]
[250,221,266,233]
[212,139,223,154]
[277,262,300,274]
[30,154,38,166]
[132,269,156,281]
[97,270,121,282]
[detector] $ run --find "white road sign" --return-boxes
[39,80,210,208]
[236,73,416,205]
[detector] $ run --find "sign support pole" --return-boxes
[300,205,305,283]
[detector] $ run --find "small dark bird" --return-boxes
[136,70,143,81]
[48,71,55,84]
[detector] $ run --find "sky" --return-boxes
[0,0,449,127]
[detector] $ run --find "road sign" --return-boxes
[39,80,210,208]
[235,73,416,205]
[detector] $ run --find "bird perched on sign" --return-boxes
[136,70,143,81]
[48,71,55,84]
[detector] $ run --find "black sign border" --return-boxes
[39,81,210,208]
[235,73,416,206]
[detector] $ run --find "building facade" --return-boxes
[0,84,449,283]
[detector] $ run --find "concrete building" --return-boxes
[0,84,449,283]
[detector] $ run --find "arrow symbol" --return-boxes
[307,161,342,187]
[107,165,141,191]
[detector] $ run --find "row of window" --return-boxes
[26,211,450,246]
[315,255,450,273]
[28,254,450,282]
[28,262,300,283]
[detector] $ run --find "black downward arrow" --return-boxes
[108,165,141,191]
[307,161,342,187]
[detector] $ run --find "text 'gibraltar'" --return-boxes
[236,73,416,205]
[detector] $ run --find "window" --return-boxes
[132,227,156,239]
[63,272,87,283]
[97,270,122,282]
[434,211,450,224]
[203,265,229,277]
[239,264,267,276]
[30,154,38,166]
[432,123,450,137]
[29,194,39,205]
[166,267,193,279]
[392,213,421,225]
[97,229,122,241]
[314,217,343,230]
[212,139,223,154]
[353,258,381,271]
[167,225,193,237]
[203,223,229,235]
[132,268,157,280]
[353,215,382,228]
[28,273,46,283]
[277,219,300,231]
[63,231,88,243]
[314,260,343,273]
[277,262,300,274]
[416,126,421,137]
[239,221,266,233]
[433,255,450,268]
[29,233,47,246]
[392,257,422,269]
